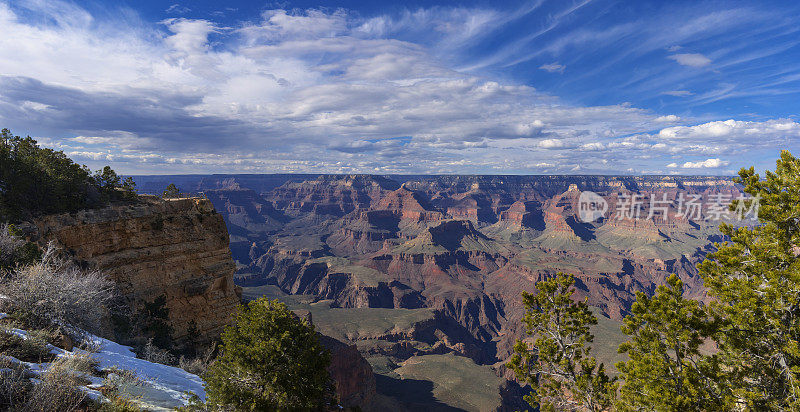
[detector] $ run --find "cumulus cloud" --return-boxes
[680,158,728,168]
[539,62,565,74]
[655,115,681,122]
[668,53,712,67]
[657,119,800,141]
[538,139,567,149]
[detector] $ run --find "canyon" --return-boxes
[132,174,745,410]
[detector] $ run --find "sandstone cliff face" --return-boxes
[30,196,241,341]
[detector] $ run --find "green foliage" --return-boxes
[94,166,137,201]
[142,295,173,350]
[698,150,800,410]
[0,128,136,221]
[95,166,121,196]
[0,128,94,220]
[615,274,729,411]
[162,183,181,199]
[203,297,333,411]
[182,321,201,358]
[507,273,616,412]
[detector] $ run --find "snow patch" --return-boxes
[84,335,206,408]
[1,322,205,409]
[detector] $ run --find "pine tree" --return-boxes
[203,298,333,410]
[698,150,800,409]
[615,274,729,411]
[162,183,181,198]
[507,273,616,412]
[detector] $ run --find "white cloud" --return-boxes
[668,53,712,67]
[655,115,681,122]
[681,158,728,168]
[658,119,800,140]
[666,162,678,168]
[165,4,190,14]
[538,139,566,149]
[539,62,565,74]
[579,142,605,150]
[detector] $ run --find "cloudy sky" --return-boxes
[1,0,799,175]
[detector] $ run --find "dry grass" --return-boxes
[0,357,34,409]
[99,367,144,412]
[20,354,93,412]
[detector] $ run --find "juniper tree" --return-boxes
[698,150,800,410]
[507,273,616,412]
[203,298,333,410]
[162,183,181,199]
[615,274,729,411]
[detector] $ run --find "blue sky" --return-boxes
[1,0,799,174]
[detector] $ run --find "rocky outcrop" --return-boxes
[29,195,241,341]
[318,334,377,409]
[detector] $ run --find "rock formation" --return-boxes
[29,195,241,341]
[319,334,377,409]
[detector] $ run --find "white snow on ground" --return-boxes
[84,334,206,409]
[0,315,206,410]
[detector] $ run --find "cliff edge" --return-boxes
[28,195,241,341]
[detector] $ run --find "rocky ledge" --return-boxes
[28,195,241,341]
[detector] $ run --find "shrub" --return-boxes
[162,184,181,199]
[99,368,144,412]
[0,358,33,409]
[0,244,116,335]
[0,353,101,411]
[141,295,173,350]
[0,329,55,363]
[0,224,24,266]
[140,338,176,365]
[179,345,215,376]
[203,298,333,410]
[22,354,92,411]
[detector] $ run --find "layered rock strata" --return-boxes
[30,195,241,340]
